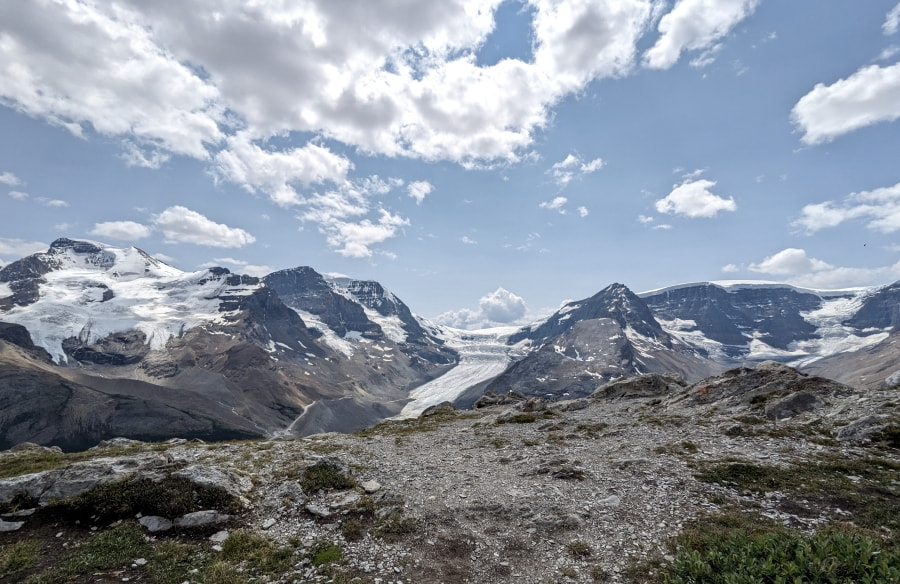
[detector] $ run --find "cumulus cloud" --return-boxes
[0,237,48,259]
[214,134,352,207]
[643,0,761,69]
[89,221,153,241]
[539,196,568,213]
[0,172,21,186]
[547,153,604,187]
[577,206,589,218]
[793,182,900,234]
[8,191,28,200]
[407,181,434,205]
[461,236,477,245]
[654,179,736,218]
[152,206,255,248]
[36,197,68,208]
[747,247,900,289]
[792,62,900,145]
[721,263,739,273]
[435,287,527,329]
[318,209,409,259]
[885,3,900,35]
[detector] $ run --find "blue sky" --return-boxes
[2,1,900,329]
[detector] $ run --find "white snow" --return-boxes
[291,308,356,357]
[638,280,866,298]
[0,242,255,362]
[396,327,516,418]
[0,282,13,299]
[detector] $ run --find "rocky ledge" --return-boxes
[0,362,898,583]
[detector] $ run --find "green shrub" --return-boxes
[299,461,356,493]
[0,540,41,579]
[309,541,343,566]
[661,528,900,583]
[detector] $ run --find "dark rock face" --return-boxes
[510,283,667,347]
[0,255,53,309]
[844,281,900,332]
[264,268,381,339]
[0,323,47,359]
[62,330,150,366]
[641,284,824,357]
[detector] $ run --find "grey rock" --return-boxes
[420,401,456,417]
[598,495,621,507]
[8,442,62,454]
[305,503,331,518]
[764,392,824,420]
[519,397,548,412]
[0,519,24,532]
[139,516,173,533]
[172,465,252,498]
[555,399,589,412]
[0,452,170,506]
[209,530,230,543]
[594,374,685,400]
[175,510,231,528]
[836,415,891,442]
[261,518,277,529]
[90,437,146,450]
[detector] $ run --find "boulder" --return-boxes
[175,510,231,528]
[764,392,824,419]
[420,401,457,417]
[172,465,253,499]
[593,374,685,400]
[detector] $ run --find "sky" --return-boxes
[2,1,900,329]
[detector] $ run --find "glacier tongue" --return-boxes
[396,327,517,418]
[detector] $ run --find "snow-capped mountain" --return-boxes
[485,284,722,399]
[0,239,456,449]
[639,281,892,367]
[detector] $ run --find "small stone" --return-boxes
[133,558,148,567]
[175,510,230,528]
[139,516,173,533]
[209,530,229,543]
[0,519,24,532]
[360,480,382,493]
[305,503,331,518]
[599,495,621,507]
[261,518,276,529]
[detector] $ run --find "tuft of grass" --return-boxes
[220,530,295,575]
[0,540,41,579]
[299,460,356,493]
[355,410,478,437]
[340,518,365,541]
[566,540,592,558]
[590,565,609,581]
[375,511,418,542]
[309,541,343,566]
[25,521,148,584]
[44,475,240,520]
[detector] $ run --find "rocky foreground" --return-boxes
[0,362,898,583]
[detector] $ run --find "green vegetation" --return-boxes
[355,410,478,437]
[695,455,900,538]
[566,540,592,558]
[220,530,295,575]
[24,521,148,584]
[0,443,157,479]
[45,475,241,520]
[309,541,343,566]
[299,460,356,493]
[0,540,41,579]
[661,525,899,583]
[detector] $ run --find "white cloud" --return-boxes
[638,214,655,224]
[36,197,68,208]
[885,3,900,35]
[721,263,739,273]
[8,191,28,200]
[53,222,72,232]
[89,221,152,241]
[749,248,833,276]
[214,134,352,207]
[319,209,409,259]
[461,236,477,245]
[654,179,736,218]
[643,0,761,69]
[0,1,662,171]
[548,153,604,187]
[793,182,900,234]
[0,172,21,186]
[152,206,255,248]
[877,45,899,62]
[0,238,48,259]
[792,62,900,145]
[652,223,673,230]
[747,248,900,289]
[0,2,224,159]
[407,181,434,205]
[577,206,589,218]
[539,196,568,213]
[435,286,527,329]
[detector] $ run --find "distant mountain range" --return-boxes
[1,238,897,449]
